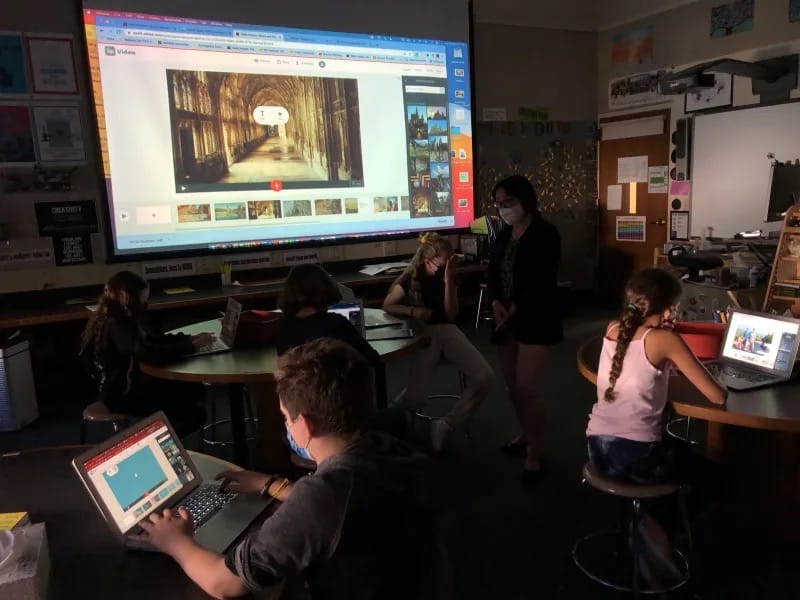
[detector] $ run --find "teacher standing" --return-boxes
[488,175,563,483]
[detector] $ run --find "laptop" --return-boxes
[188,297,242,356]
[72,412,271,553]
[711,308,800,391]
[328,301,414,341]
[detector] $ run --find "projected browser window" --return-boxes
[82,9,474,257]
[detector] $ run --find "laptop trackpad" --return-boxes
[194,494,272,554]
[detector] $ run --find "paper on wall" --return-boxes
[481,107,507,122]
[618,155,648,183]
[668,180,691,196]
[607,184,623,210]
[648,165,669,193]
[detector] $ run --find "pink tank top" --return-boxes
[586,327,670,442]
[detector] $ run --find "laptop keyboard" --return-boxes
[197,340,227,353]
[177,485,237,529]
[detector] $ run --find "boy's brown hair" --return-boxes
[276,337,373,435]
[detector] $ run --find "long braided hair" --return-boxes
[402,232,452,304]
[604,268,682,402]
[80,270,149,359]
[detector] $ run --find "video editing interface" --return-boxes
[82,9,474,256]
[722,312,800,373]
[84,419,194,533]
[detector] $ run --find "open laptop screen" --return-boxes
[721,311,800,374]
[80,418,196,535]
[328,302,365,337]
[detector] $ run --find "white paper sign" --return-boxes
[143,259,196,279]
[26,36,78,94]
[607,184,623,211]
[0,240,53,269]
[225,252,272,271]
[481,107,507,122]
[284,249,320,265]
[648,165,669,194]
[618,155,648,183]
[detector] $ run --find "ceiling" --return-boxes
[473,0,699,31]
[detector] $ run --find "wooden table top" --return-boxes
[0,447,240,600]
[0,263,488,330]
[577,334,800,433]
[140,308,427,384]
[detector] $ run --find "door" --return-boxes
[597,110,670,300]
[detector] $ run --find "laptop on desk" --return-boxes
[72,412,271,553]
[328,301,414,341]
[187,297,242,356]
[710,309,800,391]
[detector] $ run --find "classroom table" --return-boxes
[140,308,427,470]
[577,334,800,543]
[0,447,246,600]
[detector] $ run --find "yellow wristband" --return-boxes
[270,478,290,499]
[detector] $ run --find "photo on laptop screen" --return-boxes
[328,302,365,337]
[721,311,800,374]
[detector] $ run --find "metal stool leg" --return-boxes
[474,286,484,329]
[631,499,642,599]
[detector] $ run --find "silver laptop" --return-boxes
[72,412,271,553]
[712,309,800,391]
[328,301,414,341]
[189,297,242,356]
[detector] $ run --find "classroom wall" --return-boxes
[474,23,597,121]
[597,0,800,113]
[0,2,598,293]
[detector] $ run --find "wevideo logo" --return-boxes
[105,46,116,56]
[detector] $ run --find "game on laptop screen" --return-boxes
[82,418,195,534]
[721,312,800,374]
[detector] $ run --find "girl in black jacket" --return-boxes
[80,271,213,436]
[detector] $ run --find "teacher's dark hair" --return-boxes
[491,175,538,214]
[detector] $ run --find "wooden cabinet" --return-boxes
[763,202,800,315]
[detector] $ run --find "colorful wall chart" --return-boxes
[616,216,647,242]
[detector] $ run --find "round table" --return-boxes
[0,447,239,600]
[140,308,427,469]
[578,334,800,542]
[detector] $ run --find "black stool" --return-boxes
[412,365,471,438]
[202,385,259,448]
[80,401,134,444]
[572,462,692,598]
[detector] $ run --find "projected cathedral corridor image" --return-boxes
[166,70,364,192]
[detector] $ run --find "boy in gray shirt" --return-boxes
[140,338,441,599]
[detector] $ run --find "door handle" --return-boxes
[650,219,666,226]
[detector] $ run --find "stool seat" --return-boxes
[82,401,132,423]
[582,462,680,499]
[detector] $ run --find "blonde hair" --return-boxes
[402,232,452,304]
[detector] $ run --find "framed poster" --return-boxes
[0,32,28,95]
[670,211,690,241]
[685,73,733,113]
[26,35,78,95]
[32,104,86,163]
[0,103,36,165]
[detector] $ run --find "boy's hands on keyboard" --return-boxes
[137,507,195,555]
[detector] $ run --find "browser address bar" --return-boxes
[123,29,427,57]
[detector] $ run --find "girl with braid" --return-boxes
[586,268,726,585]
[587,267,726,482]
[383,232,493,452]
